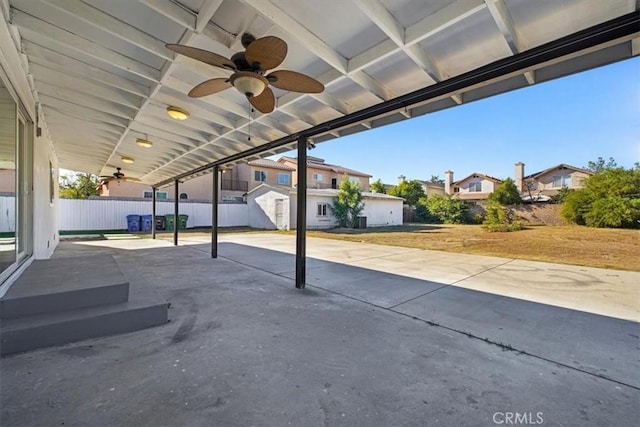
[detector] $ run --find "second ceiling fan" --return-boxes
[166,33,324,113]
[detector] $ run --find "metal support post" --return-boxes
[295,136,307,289]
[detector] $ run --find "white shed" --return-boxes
[290,189,403,229]
[246,184,291,230]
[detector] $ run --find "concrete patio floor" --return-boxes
[1,233,638,426]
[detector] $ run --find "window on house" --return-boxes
[179,193,188,200]
[453,187,460,193]
[313,173,323,181]
[317,203,328,217]
[469,181,482,192]
[552,175,571,188]
[254,170,267,182]
[278,173,290,185]
[143,191,167,199]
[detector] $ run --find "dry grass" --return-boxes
[301,224,640,272]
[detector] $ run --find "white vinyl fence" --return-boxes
[0,196,16,233]
[59,198,248,231]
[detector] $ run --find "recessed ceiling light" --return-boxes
[121,156,135,164]
[136,138,153,148]
[166,106,189,120]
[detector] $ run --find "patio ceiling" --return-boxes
[3,0,639,185]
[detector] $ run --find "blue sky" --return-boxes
[276,56,639,185]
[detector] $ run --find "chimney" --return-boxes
[515,162,525,192]
[397,175,406,184]
[445,170,454,195]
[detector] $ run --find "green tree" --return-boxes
[561,165,640,228]
[331,174,364,228]
[387,179,425,206]
[59,172,100,199]
[585,156,617,173]
[424,194,468,224]
[488,177,522,205]
[429,175,444,184]
[370,178,386,194]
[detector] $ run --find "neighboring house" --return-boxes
[516,162,593,197]
[396,175,445,197]
[278,156,372,191]
[417,180,445,197]
[445,170,501,204]
[97,158,294,202]
[98,175,214,201]
[247,184,403,230]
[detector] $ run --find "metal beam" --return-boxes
[152,11,640,188]
[151,187,157,239]
[173,180,179,246]
[211,166,219,258]
[295,136,307,289]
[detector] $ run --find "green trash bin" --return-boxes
[164,214,175,231]
[178,214,189,230]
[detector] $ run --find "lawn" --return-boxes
[302,224,640,272]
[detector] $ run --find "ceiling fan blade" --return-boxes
[249,87,275,114]
[245,36,287,71]
[267,70,324,93]
[188,78,231,97]
[166,44,235,70]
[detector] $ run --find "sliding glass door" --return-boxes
[0,72,33,284]
[0,78,17,280]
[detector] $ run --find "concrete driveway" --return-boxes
[1,233,638,426]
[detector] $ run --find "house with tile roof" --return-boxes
[278,156,372,191]
[515,162,593,197]
[444,170,502,203]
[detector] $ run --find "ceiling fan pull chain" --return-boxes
[247,104,252,142]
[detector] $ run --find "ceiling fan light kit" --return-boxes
[230,72,267,98]
[166,33,325,114]
[121,156,135,164]
[166,106,189,120]
[136,138,153,148]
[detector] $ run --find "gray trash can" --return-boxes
[357,216,367,229]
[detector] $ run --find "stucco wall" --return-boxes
[247,187,290,230]
[361,199,403,227]
[534,169,591,193]
[290,194,403,229]
[33,132,58,259]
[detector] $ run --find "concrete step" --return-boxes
[1,256,129,319]
[0,280,168,355]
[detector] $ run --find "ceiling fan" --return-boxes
[99,167,140,183]
[166,33,324,113]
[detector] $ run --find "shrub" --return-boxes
[550,186,573,204]
[482,202,524,232]
[425,195,468,224]
[415,197,441,223]
[561,165,640,228]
